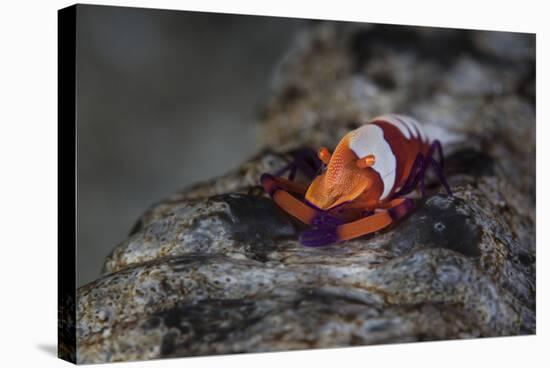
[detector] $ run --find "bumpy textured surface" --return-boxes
[76,23,535,364]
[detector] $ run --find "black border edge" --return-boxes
[58,4,77,364]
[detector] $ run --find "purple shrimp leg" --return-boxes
[392,152,425,198]
[430,139,445,169]
[425,140,452,196]
[275,147,321,181]
[412,140,451,196]
[428,156,453,196]
[300,226,341,247]
[416,140,452,196]
[391,139,452,199]
[299,202,346,247]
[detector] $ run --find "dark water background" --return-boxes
[76,5,307,286]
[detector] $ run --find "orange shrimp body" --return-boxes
[261,114,451,247]
[306,114,430,213]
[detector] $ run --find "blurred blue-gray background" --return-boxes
[76,5,307,286]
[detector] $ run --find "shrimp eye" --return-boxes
[356,154,376,169]
[318,147,332,165]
